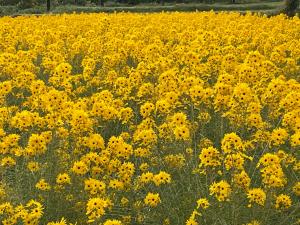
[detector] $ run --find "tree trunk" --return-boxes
[232,0,236,3]
[160,0,164,5]
[97,0,104,6]
[284,0,299,17]
[47,0,50,11]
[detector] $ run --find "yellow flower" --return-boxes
[233,170,251,189]
[275,194,292,210]
[1,11,300,225]
[86,198,109,221]
[139,172,154,184]
[103,219,123,225]
[140,102,155,118]
[47,218,67,225]
[1,156,16,167]
[56,173,71,185]
[171,112,188,127]
[196,198,210,209]
[87,133,105,150]
[244,220,260,225]
[153,171,171,186]
[221,133,244,154]
[144,193,161,207]
[199,146,221,168]
[174,125,190,141]
[293,182,300,196]
[270,128,288,146]
[36,179,51,191]
[247,188,266,207]
[209,180,231,202]
[72,161,89,175]
[290,132,300,147]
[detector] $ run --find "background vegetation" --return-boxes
[0,0,298,16]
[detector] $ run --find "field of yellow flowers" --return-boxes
[0,11,299,225]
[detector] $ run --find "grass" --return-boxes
[55,2,284,11]
[0,1,287,16]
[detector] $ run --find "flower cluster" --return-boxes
[0,11,299,225]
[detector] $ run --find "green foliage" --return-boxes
[0,5,18,14]
[57,0,86,5]
[76,0,87,5]
[0,0,19,6]
[18,0,37,9]
[284,0,299,16]
[0,1,288,16]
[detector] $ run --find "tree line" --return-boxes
[0,0,299,16]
